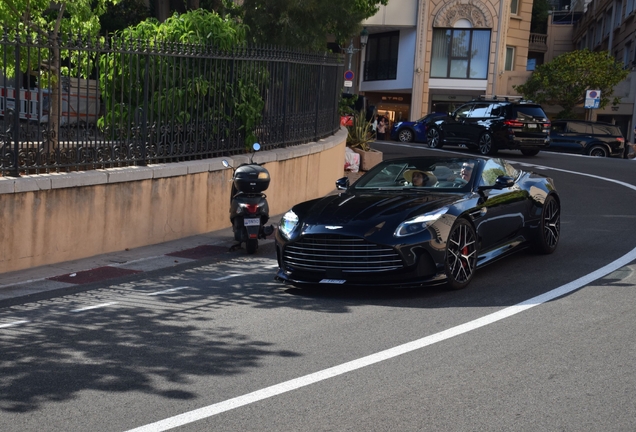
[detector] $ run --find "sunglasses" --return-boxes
[461,165,473,171]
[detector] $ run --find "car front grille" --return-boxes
[282,234,404,273]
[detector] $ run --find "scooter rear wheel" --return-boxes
[246,238,258,254]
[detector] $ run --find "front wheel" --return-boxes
[445,218,478,290]
[532,194,560,254]
[397,129,414,143]
[478,132,497,156]
[427,127,443,149]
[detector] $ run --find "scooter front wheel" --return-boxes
[246,238,258,254]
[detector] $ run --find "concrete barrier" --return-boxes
[0,129,347,274]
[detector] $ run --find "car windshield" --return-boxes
[352,157,479,191]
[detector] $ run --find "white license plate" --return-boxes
[527,123,537,128]
[244,218,260,226]
[320,279,346,284]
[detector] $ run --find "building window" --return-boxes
[505,46,515,71]
[431,28,491,79]
[604,9,612,37]
[626,0,634,17]
[363,31,399,81]
[615,0,623,27]
[511,0,519,14]
[624,42,632,67]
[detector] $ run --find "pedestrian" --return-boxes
[377,116,387,140]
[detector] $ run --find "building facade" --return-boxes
[357,0,535,125]
[355,0,636,140]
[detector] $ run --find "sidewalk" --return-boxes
[0,222,278,304]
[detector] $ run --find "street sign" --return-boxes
[584,89,601,109]
[344,70,354,81]
[344,80,353,87]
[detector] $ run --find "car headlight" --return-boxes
[279,210,299,239]
[394,207,449,237]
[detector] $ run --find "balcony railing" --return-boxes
[529,33,548,53]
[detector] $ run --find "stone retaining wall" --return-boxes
[0,129,347,274]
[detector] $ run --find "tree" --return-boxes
[240,0,388,51]
[101,10,265,148]
[0,0,121,149]
[513,49,629,119]
[530,0,551,34]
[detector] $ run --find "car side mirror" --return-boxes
[478,175,514,192]
[336,177,350,190]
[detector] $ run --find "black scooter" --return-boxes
[222,143,274,253]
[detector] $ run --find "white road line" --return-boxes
[126,246,636,432]
[71,302,119,313]
[146,286,190,296]
[0,320,30,328]
[212,273,244,281]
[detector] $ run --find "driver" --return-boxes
[404,169,437,187]
[460,162,474,181]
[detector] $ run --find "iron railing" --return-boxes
[0,30,344,176]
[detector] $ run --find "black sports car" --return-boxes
[275,156,560,290]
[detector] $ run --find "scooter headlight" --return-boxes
[394,207,449,237]
[279,210,299,240]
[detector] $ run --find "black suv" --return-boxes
[424,97,551,156]
[548,120,625,158]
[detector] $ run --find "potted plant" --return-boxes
[346,109,383,171]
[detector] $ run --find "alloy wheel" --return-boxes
[427,128,442,148]
[478,133,495,155]
[445,219,477,290]
[588,145,608,157]
[398,129,414,142]
[540,195,560,253]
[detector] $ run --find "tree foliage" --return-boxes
[513,49,629,118]
[240,0,388,50]
[0,0,120,148]
[101,9,264,147]
[530,0,552,34]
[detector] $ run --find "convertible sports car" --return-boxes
[275,156,560,290]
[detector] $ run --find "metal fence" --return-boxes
[0,30,344,177]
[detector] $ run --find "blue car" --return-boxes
[390,112,446,143]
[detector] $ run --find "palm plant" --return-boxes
[346,109,374,151]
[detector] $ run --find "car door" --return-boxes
[461,102,491,146]
[473,159,528,252]
[442,103,473,144]
[550,121,590,153]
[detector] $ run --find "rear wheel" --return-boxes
[478,132,497,155]
[427,127,443,149]
[532,194,560,254]
[397,129,414,142]
[520,148,540,156]
[445,218,478,290]
[588,144,608,157]
[246,238,258,254]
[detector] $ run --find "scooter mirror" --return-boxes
[252,143,261,152]
[222,160,230,168]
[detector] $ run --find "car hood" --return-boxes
[297,191,461,227]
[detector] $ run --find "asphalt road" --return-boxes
[1,142,636,431]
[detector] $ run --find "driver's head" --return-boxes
[460,163,474,180]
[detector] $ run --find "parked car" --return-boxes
[390,112,446,143]
[424,97,551,156]
[275,155,560,290]
[548,120,625,158]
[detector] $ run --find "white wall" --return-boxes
[363,0,418,26]
[359,29,417,93]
